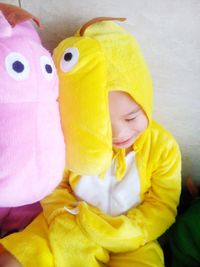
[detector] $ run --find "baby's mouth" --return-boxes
[113,137,131,146]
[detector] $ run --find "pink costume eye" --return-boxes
[5,52,30,81]
[40,55,55,81]
[60,47,79,73]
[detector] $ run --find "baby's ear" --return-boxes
[0,3,40,27]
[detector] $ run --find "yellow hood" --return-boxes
[53,17,152,178]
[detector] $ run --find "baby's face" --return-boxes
[108,91,148,150]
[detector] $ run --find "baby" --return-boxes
[0,17,181,267]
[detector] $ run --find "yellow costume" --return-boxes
[0,18,181,267]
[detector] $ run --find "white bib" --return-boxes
[74,151,141,216]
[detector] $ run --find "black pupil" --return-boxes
[45,64,53,74]
[12,61,24,73]
[64,52,73,61]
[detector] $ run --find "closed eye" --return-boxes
[125,117,136,122]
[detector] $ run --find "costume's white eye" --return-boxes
[60,47,79,73]
[5,52,30,81]
[40,55,55,81]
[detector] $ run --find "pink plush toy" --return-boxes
[0,4,65,236]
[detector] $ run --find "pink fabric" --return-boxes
[0,11,65,210]
[0,102,65,206]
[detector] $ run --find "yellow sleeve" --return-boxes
[39,170,110,266]
[0,213,54,267]
[76,139,181,253]
[41,169,78,224]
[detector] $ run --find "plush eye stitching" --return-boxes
[40,55,54,80]
[64,52,73,61]
[5,52,30,81]
[45,64,53,74]
[60,47,79,73]
[12,60,25,73]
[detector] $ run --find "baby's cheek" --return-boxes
[135,115,147,131]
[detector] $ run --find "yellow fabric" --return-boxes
[112,147,126,181]
[0,18,181,267]
[0,214,54,267]
[68,121,181,252]
[108,240,164,267]
[0,216,163,267]
[56,36,113,177]
[55,20,152,179]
